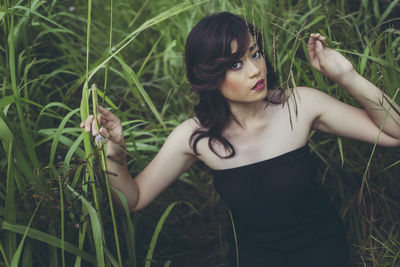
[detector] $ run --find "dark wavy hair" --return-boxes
[185,12,279,158]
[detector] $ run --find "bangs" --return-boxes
[219,21,265,70]
[223,21,251,63]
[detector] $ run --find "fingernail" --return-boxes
[316,41,322,48]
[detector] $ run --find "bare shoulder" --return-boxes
[290,86,332,111]
[268,87,326,104]
[277,86,339,128]
[273,86,324,113]
[172,117,200,136]
[292,86,327,99]
[166,118,199,156]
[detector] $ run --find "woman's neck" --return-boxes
[228,100,268,130]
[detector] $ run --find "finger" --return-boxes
[97,114,107,127]
[98,105,120,121]
[91,118,98,136]
[98,105,112,117]
[80,121,84,128]
[314,40,326,69]
[98,112,119,131]
[99,127,110,138]
[315,40,324,55]
[103,119,121,132]
[97,105,106,113]
[84,115,94,132]
[307,33,317,63]
[320,35,326,46]
[312,33,326,46]
[97,114,114,136]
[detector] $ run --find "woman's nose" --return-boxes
[248,61,261,78]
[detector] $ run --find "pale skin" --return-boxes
[81,33,400,212]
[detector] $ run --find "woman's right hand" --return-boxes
[80,105,125,149]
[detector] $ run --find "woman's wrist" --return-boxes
[107,140,127,158]
[333,68,359,87]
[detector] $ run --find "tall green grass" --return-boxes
[0,0,399,266]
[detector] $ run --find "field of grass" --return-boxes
[1,0,399,266]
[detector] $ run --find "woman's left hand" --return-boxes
[307,33,355,83]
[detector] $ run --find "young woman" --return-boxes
[81,12,400,267]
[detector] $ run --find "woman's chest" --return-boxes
[198,106,313,170]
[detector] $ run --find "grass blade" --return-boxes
[112,187,137,267]
[66,185,105,267]
[0,241,10,267]
[10,200,41,267]
[115,55,166,128]
[378,0,400,25]
[145,202,178,267]
[86,0,210,83]
[1,221,96,264]
[91,84,123,266]
[48,108,80,167]
[7,4,39,169]
[145,201,199,267]
[4,138,16,262]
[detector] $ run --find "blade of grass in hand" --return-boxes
[91,85,123,266]
[102,0,113,106]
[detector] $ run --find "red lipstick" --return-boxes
[252,79,265,91]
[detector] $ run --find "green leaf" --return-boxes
[115,55,166,128]
[49,108,81,167]
[0,96,15,109]
[145,202,178,267]
[337,137,344,167]
[66,185,105,267]
[1,221,96,264]
[10,203,40,267]
[303,15,325,31]
[378,0,399,25]
[111,187,137,267]
[145,201,199,267]
[359,46,369,76]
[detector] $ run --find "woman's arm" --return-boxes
[306,33,400,145]
[81,106,197,211]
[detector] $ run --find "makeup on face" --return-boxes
[231,42,261,71]
[217,34,268,103]
[251,79,265,91]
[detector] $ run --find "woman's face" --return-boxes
[218,34,268,104]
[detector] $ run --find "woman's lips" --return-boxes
[252,79,265,91]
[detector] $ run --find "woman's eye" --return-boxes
[231,61,243,70]
[252,50,261,60]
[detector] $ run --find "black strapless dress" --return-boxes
[212,145,350,267]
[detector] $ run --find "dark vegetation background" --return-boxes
[0,0,399,266]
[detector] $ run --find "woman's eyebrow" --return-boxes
[248,43,258,52]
